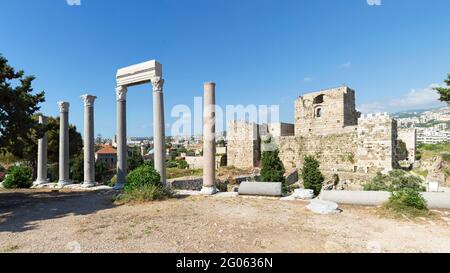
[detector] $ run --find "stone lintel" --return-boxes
[116,60,162,87]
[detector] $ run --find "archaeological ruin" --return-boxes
[227,86,416,189]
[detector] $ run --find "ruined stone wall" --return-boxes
[398,129,417,164]
[295,86,359,136]
[357,113,397,173]
[227,121,260,168]
[278,132,358,172]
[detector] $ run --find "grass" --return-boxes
[115,184,174,204]
[381,190,431,219]
[1,245,20,253]
[413,168,429,178]
[167,168,203,179]
[417,142,450,160]
[380,203,434,219]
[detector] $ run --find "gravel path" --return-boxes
[1,189,450,253]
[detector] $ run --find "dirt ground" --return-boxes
[1,189,450,253]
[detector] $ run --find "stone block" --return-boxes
[238,182,282,197]
[307,199,340,215]
[293,189,314,200]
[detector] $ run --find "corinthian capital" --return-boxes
[57,102,70,113]
[81,94,97,107]
[151,77,165,92]
[116,86,128,101]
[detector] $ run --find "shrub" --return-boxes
[116,165,172,202]
[388,170,425,192]
[364,173,389,191]
[177,160,189,170]
[260,150,285,183]
[2,165,33,189]
[301,156,324,195]
[125,164,162,192]
[384,189,429,217]
[363,170,425,192]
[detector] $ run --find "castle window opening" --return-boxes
[314,94,324,104]
[315,107,323,118]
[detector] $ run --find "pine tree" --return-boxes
[0,54,45,157]
[434,74,450,103]
[260,150,285,183]
[302,155,324,195]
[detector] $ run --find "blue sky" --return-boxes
[1,0,449,137]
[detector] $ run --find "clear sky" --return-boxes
[1,0,449,138]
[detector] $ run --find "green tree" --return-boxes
[69,153,84,183]
[95,160,107,182]
[260,150,285,183]
[434,74,450,103]
[128,147,144,172]
[19,115,82,179]
[45,116,83,164]
[0,55,45,158]
[301,155,324,195]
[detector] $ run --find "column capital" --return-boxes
[81,94,97,107]
[151,77,165,92]
[57,102,70,113]
[116,86,128,101]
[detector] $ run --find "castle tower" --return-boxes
[295,86,359,136]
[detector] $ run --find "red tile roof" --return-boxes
[96,146,117,155]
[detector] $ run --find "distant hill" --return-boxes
[392,107,447,119]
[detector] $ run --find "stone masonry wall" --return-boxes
[278,132,358,172]
[357,113,397,173]
[227,121,260,168]
[398,129,417,164]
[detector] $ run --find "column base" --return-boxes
[33,179,50,186]
[58,180,73,187]
[201,186,218,195]
[113,183,125,190]
[82,182,97,188]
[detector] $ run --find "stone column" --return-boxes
[202,82,217,195]
[34,115,49,186]
[115,86,128,189]
[81,94,97,187]
[151,77,167,185]
[58,102,71,186]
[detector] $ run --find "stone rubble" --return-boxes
[307,199,341,215]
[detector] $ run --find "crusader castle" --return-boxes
[227,86,416,188]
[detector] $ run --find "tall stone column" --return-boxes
[58,102,71,187]
[81,94,97,187]
[34,115,49,186]
[202,82,217,195]
[115,86,128,189]
[151,77,167,185]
